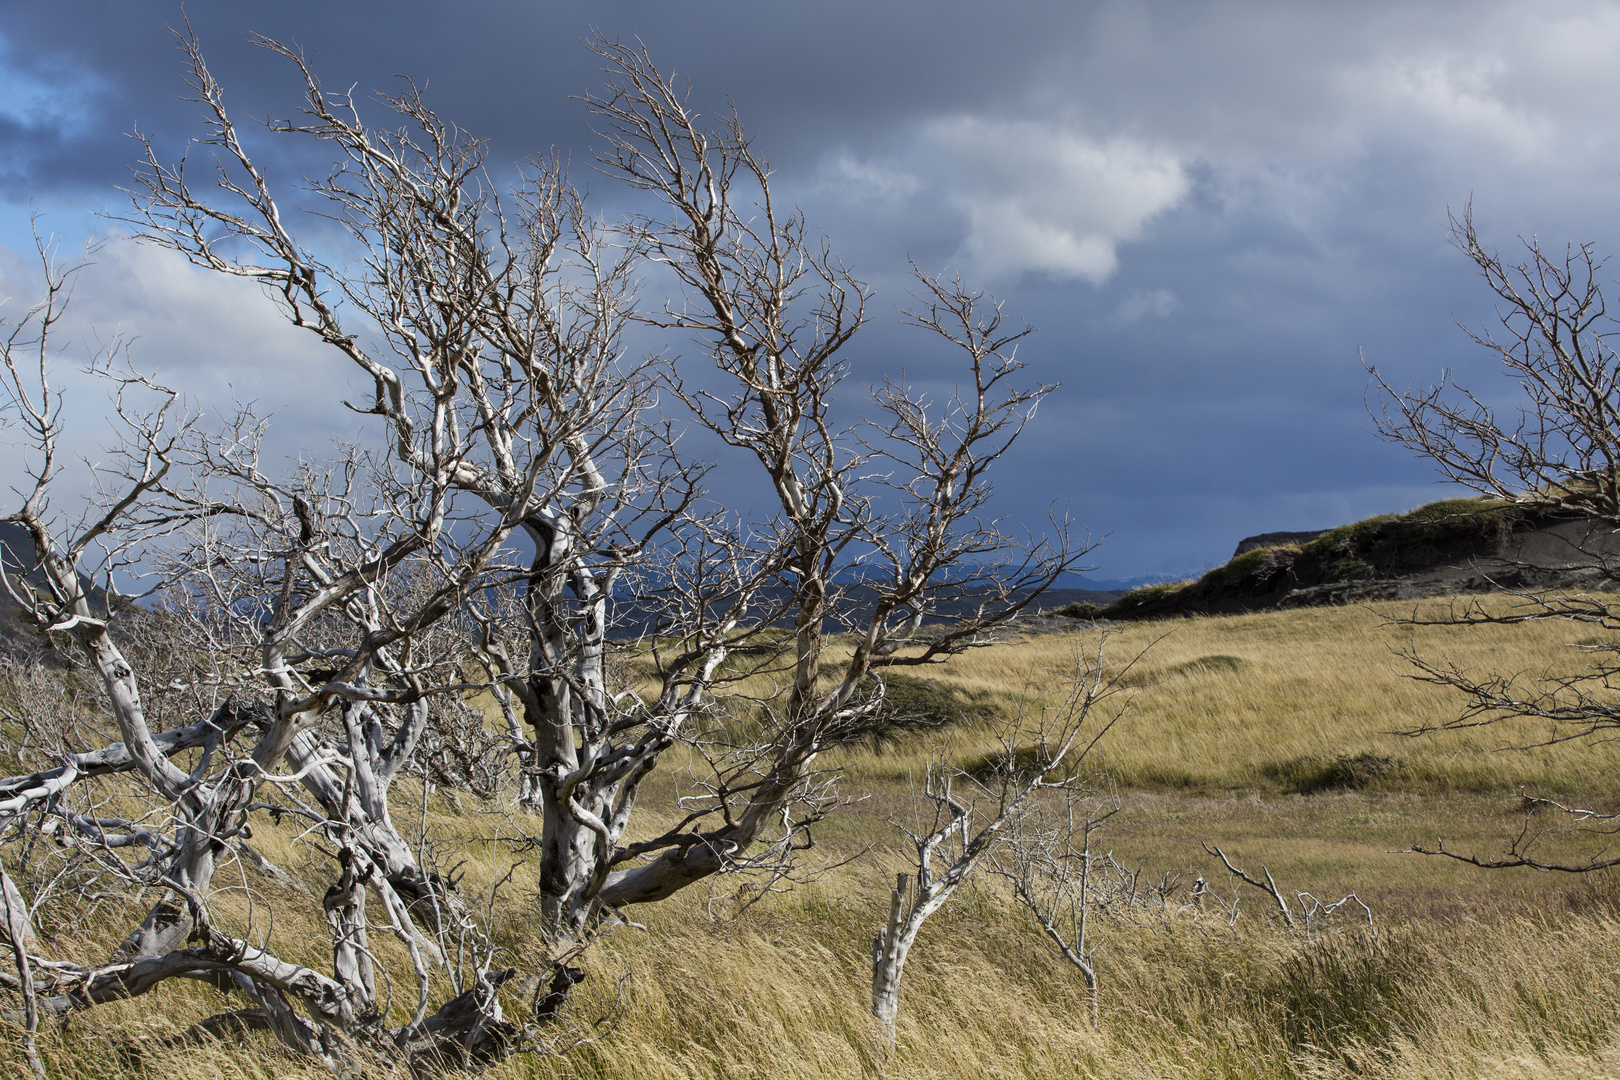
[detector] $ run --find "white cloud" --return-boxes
[822,154,921,202]
[0,236,355,515]
[55,238,350,423]
[930,117,1189,283]
[1349,54,1544,163]
[961,198,1124,282]
[822,116,1189,284]
[1110,287,1180,326]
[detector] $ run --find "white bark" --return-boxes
[870,643,1129,1033]
[0,27,1089,1073]
[0,861,43,1080]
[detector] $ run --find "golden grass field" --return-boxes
[9,594,1620,1079]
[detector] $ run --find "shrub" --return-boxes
[961,742,1072,782]
[848,673,1003,748]
[1301,497,1517,578]
[1168,654,1249,678]
[1204,545,1301,589]
[1261,752,1402,794]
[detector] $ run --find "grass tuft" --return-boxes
[1262,752,1404,794]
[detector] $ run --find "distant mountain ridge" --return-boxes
[16,500,1588,649]
[0,521,115,656]
[1060,571,1183,593]
[0,521,49,655]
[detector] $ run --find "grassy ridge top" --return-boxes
[1063,497,1524,620]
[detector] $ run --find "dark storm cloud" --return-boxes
[0,0,1095,196]
[4,1,1619,577]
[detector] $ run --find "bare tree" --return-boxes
[1373,205,1620,530]
[0,861,42,1080]
[1201,844,1372,932]
[0,27,1084,1072]
[0,234,555,1071]
[870,644,1128,1036]
[990,778,1120,1028]
[1372,204,1620,871]
[581,38,1087,916]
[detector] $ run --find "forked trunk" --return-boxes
[536,782,603,936]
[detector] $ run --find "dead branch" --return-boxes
[871,640,1129,1034]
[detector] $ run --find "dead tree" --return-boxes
[581,37,1087,916]
[989,778,1121,1028]
[0,240,537,1072]
[0,861,42,1080]
[1201,844,1372,932]
[870,643,1129,1036]
[1373,204,1620,531]
[118,27,1086,939]
[1371,204,1620,869]
[0,28,1085,1071]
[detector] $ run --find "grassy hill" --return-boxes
[1062,498,1620,621]
[7,595,1620,1078]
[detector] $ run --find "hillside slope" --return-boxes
[0,521,116,657]
[0,521,49,655]
[9,594,1620,1079]
[1064,498,1620,621]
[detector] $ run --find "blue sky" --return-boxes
[3,1,1618,580]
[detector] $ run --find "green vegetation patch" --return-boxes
[1266,930,1424,1058]
[1169,653,1249,678]
[1300,496,1519,581]
[1062,496,1524,621]
[1119,653,1250,688]
[960,741,1085,783]
[1205,544,1303,588]
[1102,579,1196,617]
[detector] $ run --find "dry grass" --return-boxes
[829,595,1620,796]
[8,594,1620,1078]
[16,882,1620,1079]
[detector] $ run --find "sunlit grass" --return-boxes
[8,594,1620,1078]
[826,595,1620,796]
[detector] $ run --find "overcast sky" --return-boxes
[2,1,1617,581]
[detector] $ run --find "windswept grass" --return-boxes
[833,594,1620,797]
[7,593,1620,1078]
[15,868,1620,1080]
